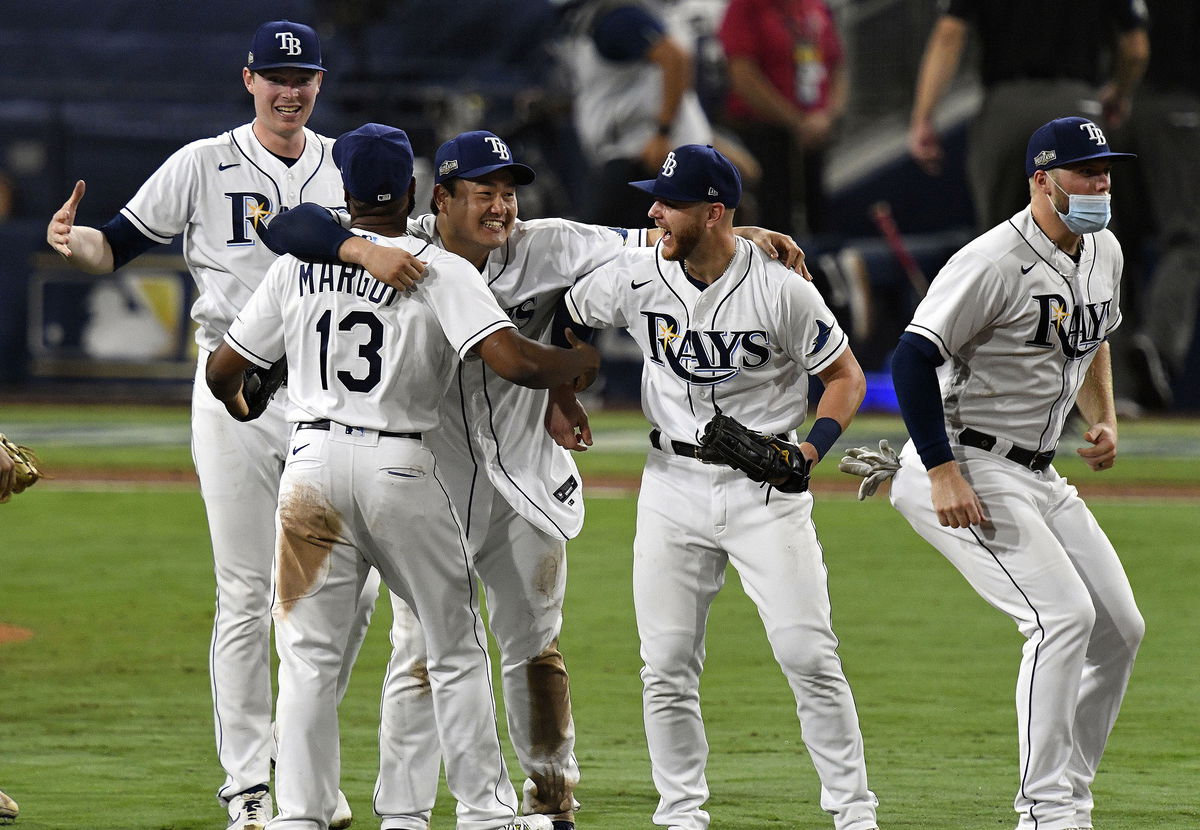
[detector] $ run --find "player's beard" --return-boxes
[661,220,702,262]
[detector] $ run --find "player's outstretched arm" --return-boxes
[205,343,254,421]
[545,384,593,452]
[46,180,116,273]
[475,328,599,392]
[1075,341,1119,471]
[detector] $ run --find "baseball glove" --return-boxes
[240,357,288,422]
[699,413,812,493]
[838,439,900,501]
[0,433,44,503]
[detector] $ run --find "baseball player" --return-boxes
[205,122,599,830]
[263,130,806,830]
[564,145,879,830]
[43,21,382,829]
[887,117,1145,830]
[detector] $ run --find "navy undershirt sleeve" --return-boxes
[592,4,666,61]
[550,295,597,348]
[891,332,955,470]
[98,214,161,271]
[258,203,352,261]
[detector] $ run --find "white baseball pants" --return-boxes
[268,426,518,830]
[190,355,378,804]
[634,450,878,830]
[890,441,1144,830]
[376,483,578,829]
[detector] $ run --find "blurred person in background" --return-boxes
[908,0,1149,232]
[1114,0,1200,410]
[717,0,846,237]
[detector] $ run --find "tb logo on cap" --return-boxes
[661,152,677,177]
[1080,121,1107,146]
[483,136,511,161]
[275,32,303,55]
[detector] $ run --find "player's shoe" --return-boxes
[226,786,272,830]
[511,816,554,830]
[331,789,353,829]
[0,789,18,824]
[552,822,575,830]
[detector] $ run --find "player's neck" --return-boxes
[682,237,737,284]
[352,216,408,237]
[252,121,306,160]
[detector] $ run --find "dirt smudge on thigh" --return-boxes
[276,481,343,618]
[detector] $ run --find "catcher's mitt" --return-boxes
[699,413,812,493]
[240,357,288,422]
[0,433,44,503]
[838,439,900,500]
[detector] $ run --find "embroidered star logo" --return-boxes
[1052,304,1071,329]
[657,321,679,344]
[248,200,273,228]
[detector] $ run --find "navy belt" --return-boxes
[959,427,1054,472]
[297,420,421,440]
[649,429,706,459]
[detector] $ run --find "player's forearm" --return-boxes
[1076,342,1117,430]
[910,17,967,127]
[726,58,804,127]
[647,37,692,130]
[477,330,599,390]
[812,356,865,431]
[61,226,115,273]
[204,344,250,407]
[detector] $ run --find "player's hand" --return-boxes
[359,243,426,290]
[928,460,988,528]
[545,384,593,452]
[908,120,943,176]
[565,328,600,393]
[735,226,811,278]
[1077,422,1117,472]
[1099,83,1131,129]
[640,134,673,174]
[47,179,86,257]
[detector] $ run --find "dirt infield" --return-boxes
[0,623,34,645]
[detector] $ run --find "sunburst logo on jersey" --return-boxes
[1051,304,1071,329]
[657,320,680,344]
[248,201,273,228]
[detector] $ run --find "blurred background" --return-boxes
[1,0,1196,414]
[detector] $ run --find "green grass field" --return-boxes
[1,405,1197,829]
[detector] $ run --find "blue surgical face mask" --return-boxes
[1047,173,1111,234]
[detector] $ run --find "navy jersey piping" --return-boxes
[231,131,284,207]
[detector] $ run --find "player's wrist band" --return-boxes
[803,417,842,460]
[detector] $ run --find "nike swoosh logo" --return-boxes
[1021,263,1036,274]
[218,162,240,171]
[631,279,652,290]
[291,443,309,455]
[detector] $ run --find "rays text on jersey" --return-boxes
[297,261,399,308]
[1025,293,1111,358]
[641,311,769,385]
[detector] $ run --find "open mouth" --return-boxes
[276,105,302,116]
[482,219,506,232]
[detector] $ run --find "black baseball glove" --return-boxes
[699,413,812,493]
[239,357,288,422]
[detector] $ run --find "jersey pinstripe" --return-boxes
[905,205,1123,452]
[567,237,847,442]
[225,231,514,433]
[121,121,345,352]
[410,214,644,540]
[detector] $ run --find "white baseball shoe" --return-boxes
[0,789,18,824]
[226,786,272,830]
[330,789,353,829]
[512,816,554,830]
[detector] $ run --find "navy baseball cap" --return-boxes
[630,144,742,208]
[434,131,535,185]
[1025,116,1135,177]
[247,20,326,72]
[333,124,414,204]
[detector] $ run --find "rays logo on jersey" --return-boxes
[641,311,769,384]
[226,191,273,246]
[1025,293,1112,359]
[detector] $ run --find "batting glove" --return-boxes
[838,439,900,501]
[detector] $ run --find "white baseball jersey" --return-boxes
[567,237,848,441]
[906,205,1123,453]
[410,213,646,540]
[121,121,345,352]
[224,231,515,432]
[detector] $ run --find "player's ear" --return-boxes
[433,183,449,215]
[706,203,726,227]
[242,67,255,94]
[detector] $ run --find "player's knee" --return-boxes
[640,638,703,693]
[770,629,839,679]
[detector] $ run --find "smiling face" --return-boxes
[244,67,322,147]
[647,198,708,262]
[434,170,519,268]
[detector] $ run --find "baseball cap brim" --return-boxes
[249,60,326,72]
[629,178,707,203]
[449,161,536,186]
[1043,149,1137,170]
